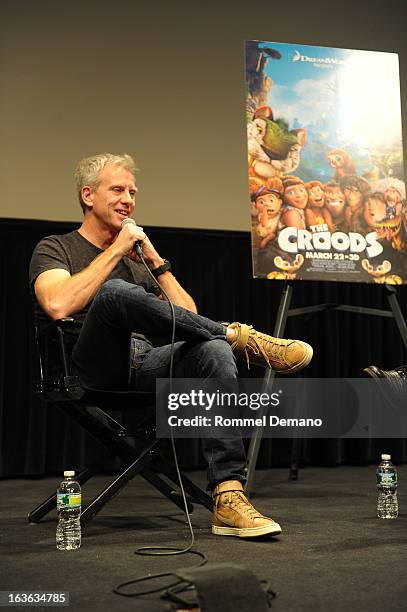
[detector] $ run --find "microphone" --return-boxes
[121,217,143,256]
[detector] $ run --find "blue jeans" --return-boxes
[71,279,247,489]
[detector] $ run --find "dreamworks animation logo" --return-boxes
[291,49,346,66]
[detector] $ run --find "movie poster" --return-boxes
[245,41,407,283]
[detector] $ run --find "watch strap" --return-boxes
[151,259,172,279]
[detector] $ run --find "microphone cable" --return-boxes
[113,241,208,599]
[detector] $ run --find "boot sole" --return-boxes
[212,523,282,538]
[276,342,313,375]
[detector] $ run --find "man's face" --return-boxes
[344,185,362,208]
[85,164,137,231]
[307,185,325,207]
[256,192,282,216]
[325,186,345,217]
[284,183,308,209]
[364,197,386,227]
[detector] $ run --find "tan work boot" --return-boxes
[212,480,282,538]
[228,322,313,374]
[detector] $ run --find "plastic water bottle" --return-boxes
[376,454,398,519]
[56,470,82,550]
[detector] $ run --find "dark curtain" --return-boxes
[1,218,406,477]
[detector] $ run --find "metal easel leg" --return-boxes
[245,282,293,496]
[386,284,407,351]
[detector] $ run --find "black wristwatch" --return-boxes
[151,259,172,279]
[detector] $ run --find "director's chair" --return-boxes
[28,318,212,528]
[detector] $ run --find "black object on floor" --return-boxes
[165,563,275,610]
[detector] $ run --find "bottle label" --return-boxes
[377,472,397,486]
[57,493,82,509]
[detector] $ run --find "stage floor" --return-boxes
[2,465,406,611]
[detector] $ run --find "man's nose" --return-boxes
[122,190,135,204]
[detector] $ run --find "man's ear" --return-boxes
[81,186,93,210]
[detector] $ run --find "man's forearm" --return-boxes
[37,244,124,319]
[155,271,197,312]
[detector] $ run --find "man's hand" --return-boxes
[114,222,146,258]
[121,224,166,270]
[134,234,166,269]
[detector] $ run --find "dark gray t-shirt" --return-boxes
[29,230,160,335]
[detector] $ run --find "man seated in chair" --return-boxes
[29,153,313,539]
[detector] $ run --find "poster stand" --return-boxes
[244,282,407,496]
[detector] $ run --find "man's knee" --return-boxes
[194,339,237,377]
[93,279,145,308]
[97,278,131,297]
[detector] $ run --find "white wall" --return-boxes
[0,0,406,230]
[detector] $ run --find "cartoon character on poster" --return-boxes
[245,40,407,283]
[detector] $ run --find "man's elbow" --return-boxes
[43,299,71,321]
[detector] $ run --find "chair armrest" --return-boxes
[41,316,82,335]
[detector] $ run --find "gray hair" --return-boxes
[75,153,137,212]
[373,177,405,201]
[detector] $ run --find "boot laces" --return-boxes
[246,329,289,368]
[226,491,261,519]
